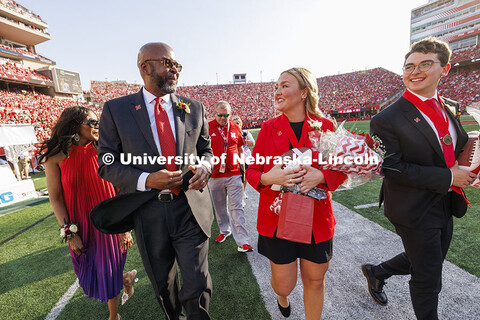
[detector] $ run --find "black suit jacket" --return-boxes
[371,96,468,227]
[96,89,214,236]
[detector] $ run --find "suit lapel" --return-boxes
[171,94,186,169]
[441,97,468,157]
[400,98,445,160]
[129,90,159,156]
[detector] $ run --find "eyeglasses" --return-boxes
[216,113,230,118]
[82,119,100,128]
[402,60,441,74]
[144,58,182,72]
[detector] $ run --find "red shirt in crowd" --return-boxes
[208,119,244,178]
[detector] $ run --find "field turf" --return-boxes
[0,117,478,319]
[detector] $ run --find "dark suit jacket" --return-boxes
[371,96,468,228]
[97,89,214,237]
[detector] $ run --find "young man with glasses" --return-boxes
[361,37,476,319]
[208,101,253,253]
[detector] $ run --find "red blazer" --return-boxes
[246,114,346,243]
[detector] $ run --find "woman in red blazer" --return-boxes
[246,67,346,319]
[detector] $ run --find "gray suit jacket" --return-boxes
[97,89,214,237]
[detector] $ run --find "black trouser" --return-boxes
[134,193,212,320]
[373,195,454,320]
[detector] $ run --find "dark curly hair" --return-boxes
[37,106,92,163]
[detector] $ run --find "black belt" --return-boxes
[157,191,182,202]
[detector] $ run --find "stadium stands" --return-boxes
[90,81,142,103]
[1,62,477,145]
[0,89,92,142]
[450,45,480,64]
[0,44,52,62]
[0,0,46,25]
[0,59,52,82]
[439,65,480,108]
[317,68,403,112]
[90,68,403,127]
[176,82,276,128]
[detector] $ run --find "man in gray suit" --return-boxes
[98,42,214,320]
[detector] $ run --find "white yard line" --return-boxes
[0,196,49,217]
[44,279,79,320]
[354,202,381,209]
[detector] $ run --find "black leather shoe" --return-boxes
[361,264,388,306]
[277,298,291,317]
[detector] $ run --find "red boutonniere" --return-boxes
[176,100,191,114]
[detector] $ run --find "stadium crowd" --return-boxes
[439,65,480,108]
[450,45,480,64]
[90,68,405,127]
[0,0,46,25]
[0,59,52,82]
[0,44,53,62]
[0,89,90,142]
[90,80,142,103]
[1,62,478,147]
[176,82,276,128]
[317,68,403,112]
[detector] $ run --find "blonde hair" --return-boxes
[281,67,322,117]
[231,115,242,126]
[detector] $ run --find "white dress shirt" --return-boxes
[137,88,177,191]
[136,87,211,191]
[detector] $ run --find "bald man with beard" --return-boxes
[98,42,214,320]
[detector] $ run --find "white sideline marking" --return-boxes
[0,196,50,217]
[45,279,79,320]
[354,202,381,209]
[333,187,353,192]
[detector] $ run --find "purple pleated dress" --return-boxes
[60,143,126,303]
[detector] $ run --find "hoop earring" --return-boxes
[73,133,80,142]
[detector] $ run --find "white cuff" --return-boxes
[199,160,212,174]
[137,172,152,191]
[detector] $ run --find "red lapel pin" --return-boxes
[135,105,141,110]
[414,117,420,123]
[277,131,282,136]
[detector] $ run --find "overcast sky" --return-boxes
[18,0,428,89]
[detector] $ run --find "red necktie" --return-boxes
[425,98,461,194]
[154,97,181,195]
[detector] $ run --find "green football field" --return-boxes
[0,117,478,320]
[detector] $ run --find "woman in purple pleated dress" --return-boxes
[39,106,137,320]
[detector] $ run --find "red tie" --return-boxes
[425,98,461,194]
[154,97,181,195]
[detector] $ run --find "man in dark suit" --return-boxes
[98,42,214,320]
[361,37,476,320]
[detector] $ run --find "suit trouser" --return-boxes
[209,175,250,246]
[373,197,454,320]
[134,193,212,320]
